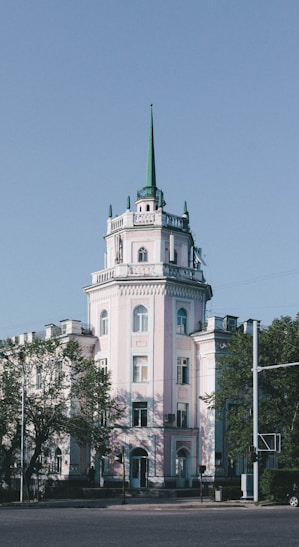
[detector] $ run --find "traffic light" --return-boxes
[115,453,123,464]
[249,445,258,463]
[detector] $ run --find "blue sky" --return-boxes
[1,0,299,339]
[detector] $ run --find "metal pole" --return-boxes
[121,446,126,505]
[253,320,259,502]
[20,365,25,503]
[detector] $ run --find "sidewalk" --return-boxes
[0,496,251,510]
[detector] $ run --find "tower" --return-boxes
[84,108,212,488]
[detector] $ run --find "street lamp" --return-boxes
[252,320,259,502]
[19,351,25,503]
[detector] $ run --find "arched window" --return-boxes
[177,308,187,334]
[138,247,148,262]
[133,305,148,332]
[100,310,108,336]
[54,447,62,474]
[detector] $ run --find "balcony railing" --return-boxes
[91,263,204,285]
[108,210,189,234]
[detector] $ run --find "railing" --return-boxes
[91,263,204,285]
[108,211,190,234]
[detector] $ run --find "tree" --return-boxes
[0,348,22,490]
[69,357,123,464]
[0,337,123,496]
[0,337,79,494]
[203,315,299,468]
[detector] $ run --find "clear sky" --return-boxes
[1,0,299,339]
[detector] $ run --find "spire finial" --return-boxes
[145,105,157,190]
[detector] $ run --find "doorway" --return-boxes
[130,448,148,488]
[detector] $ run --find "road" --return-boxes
[0,505,297,546]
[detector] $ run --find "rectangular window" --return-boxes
[177,403,188,428]
[133,356,148,383]
[55,361,63,382]
[215,452,222,466]
[99,358,108,374]
[133,402,148,427]
[36,367,42,389]
[177,357,189,384]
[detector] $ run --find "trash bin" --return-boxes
[215,486,222,502]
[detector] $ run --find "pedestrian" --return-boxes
[88,465,95,487]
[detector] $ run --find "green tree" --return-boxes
[0,338,123,496]
[0,348,22,490]
[69,357,123,464]
[0,338,81,495]
[203,315,299,467]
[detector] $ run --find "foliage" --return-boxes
[69,358,123,460]
[0,349,22,488]
[0,337,122,494]
[202,314,299,467]
[0,337,77,491]
[260,468,299,501]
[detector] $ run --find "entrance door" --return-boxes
[130,449,148,488]
[176,447,190,488]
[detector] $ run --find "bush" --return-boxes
[260,468,299,501]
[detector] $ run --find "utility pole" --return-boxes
[20,361,25,503]
[121,446,125,505]
[252,320,259,502]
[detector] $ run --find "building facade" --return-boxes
[2,111,254,491]
[84,109,215,488]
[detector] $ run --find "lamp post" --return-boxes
[116,446,126,504]
[252,320,259,502]
[19,351,25,503]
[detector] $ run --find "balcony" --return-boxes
[107,210,190,235]
[91,263,204,286]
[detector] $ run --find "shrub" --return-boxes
[260,468,299,501]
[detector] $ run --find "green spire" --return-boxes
[145,105,157,190]
[108,204,112,218]
[127,195,131,210]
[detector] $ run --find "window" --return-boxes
[100,310,108,336]
[138,247,148,262]
[215,452,222,466]
[53,447,62,473]
[133,305,148,332]
[177,308,187,334]
[55,361,63,382]
[133,402,148,427]
[133,356,148,383]
[177,357,189,384]
[177,403,188,428]
[36,366,42,389]
[99,358,108,374]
